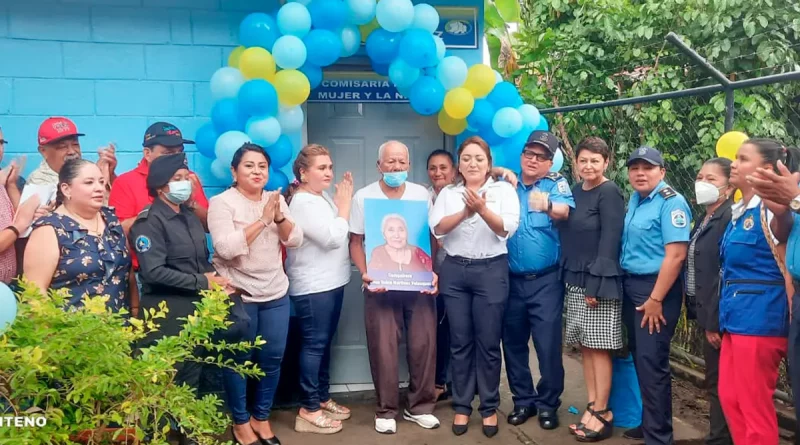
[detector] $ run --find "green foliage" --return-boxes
[0,281,263,445]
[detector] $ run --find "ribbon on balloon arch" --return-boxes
[196,0,550,190]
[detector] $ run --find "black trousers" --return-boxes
[440,254,508,418]
[435,293,450,388]
[702,336,732,445]
[622,274,682,445]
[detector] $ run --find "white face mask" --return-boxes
[695,181,724,206]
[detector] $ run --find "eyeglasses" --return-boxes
[522,150,552,162]
[0,140,7,146]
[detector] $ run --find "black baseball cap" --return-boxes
[147,153,189,190]
[143,122,195,148]
[524,130,559,156]
[627,146,664,167]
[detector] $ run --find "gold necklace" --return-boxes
[64,208,101,235]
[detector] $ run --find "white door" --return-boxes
[307,102,446,385]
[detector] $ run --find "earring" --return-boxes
[301,175,307,183]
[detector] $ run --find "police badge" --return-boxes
[743,214,755,231]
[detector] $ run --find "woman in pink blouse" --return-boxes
[208,143,303,445]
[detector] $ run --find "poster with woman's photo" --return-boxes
[364,198,434,292]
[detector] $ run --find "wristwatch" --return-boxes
[790,194,800,213]
[547,199,553,213]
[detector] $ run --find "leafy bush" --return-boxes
[0,280,263,445]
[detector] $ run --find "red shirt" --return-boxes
[109,158,209,269]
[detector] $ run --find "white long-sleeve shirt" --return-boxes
[285,191,351,296]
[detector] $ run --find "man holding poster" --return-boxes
[349,140,440,435]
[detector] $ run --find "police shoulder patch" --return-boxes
[545,172,563,180]
[557,180,569,194]
[134,235,151,253]
[671,209,687,228]
[659,186,677,200]
[135,205,151,221]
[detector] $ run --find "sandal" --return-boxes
[435,385,451,402]
[321,400,351,420]
[294,413,343,435]
[569,402,594,435]
[575,408,613,442]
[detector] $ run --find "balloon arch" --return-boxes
[196,0,557,191]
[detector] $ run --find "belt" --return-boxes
[447,254,506,266]
[510,265,558,280]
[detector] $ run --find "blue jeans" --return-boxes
[223,297,290,425]
[291,286,345,412]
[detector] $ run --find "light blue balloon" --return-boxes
[308,0,347,31]
[550,148,564,172]
[239,13,280,50]
[246,116,282,147]
[492,107,523,138]
[346,0,376,25]
[211,158,233,182]
[267,135,294,169]
[288,0,311,5]
[365,29,401,64]
[210,67,245,102]
[278,106,305,133]
[265,168,290,191]
[409,76,445,116]
[304,29,342,67]
[215,130,251,165]
[534,115,550,131]
[518,104,541,130]
[433,35,446,62]
[412,4,440,33]
[389,59,421,88]
[376,0,414,32]
[300,63,324,89]
[277,2,312,38]
[272,35,307,70]
[399,28,438,68]
[195,123,219,159]
[0,283,17,334]
[436,56,468,90]
[340,26,361,57]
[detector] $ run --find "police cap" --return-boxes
[627,146,664,167]
[525,130,560,156]
[147,153,189,190]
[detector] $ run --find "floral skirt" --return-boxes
[564,284,623,350]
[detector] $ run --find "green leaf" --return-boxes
[484,0,505,30]
[493,0,521,23]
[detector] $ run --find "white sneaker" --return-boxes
[403,409,441,429]
[375,417,397,434]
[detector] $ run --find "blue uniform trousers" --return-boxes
[502,269,565,412]
[622,274,682,445]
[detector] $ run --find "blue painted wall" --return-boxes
[0,0,483,197]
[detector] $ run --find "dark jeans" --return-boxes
[291,286,345,412]
[223,297,290,425]
[502,269,565,412]
[440,255,509,418]
[703,335,732,445]
[789,292,800,443]
[435,293,450,388]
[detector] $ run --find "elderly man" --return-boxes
[349,140,440,434]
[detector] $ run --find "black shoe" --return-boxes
[452,422,468,436]
[623,426,643,440]
[507,406,537,426]
[483,425,499,438]
[259,435,281,445]
[575,408,614,442]
[230,427,260,445]
[538,410,559,430]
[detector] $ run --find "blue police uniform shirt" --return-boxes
[786,214,800,280]
[620,181,692,275]
[508,172,576,274]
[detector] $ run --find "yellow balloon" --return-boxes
[734,189,742,203]
[228,46,246,68]
[359,18,380,43]
[274,69,311,107]
[463,64,495,98]
[438,110,467,135]
[239,47,276,81]
[716,131,748,160]
[444,87,475,120]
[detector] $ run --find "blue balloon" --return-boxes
[210,67,245,102]
[372,62,390,76]
[491,147,506,169]
[277,2,312,37]
[195,123,219,159]
[409,76,445,116]
[503,129,528,160]
[304,29,342,67]
[412,4,440,33]
[492,107,523,138]
[551,148,564,172]
[238,79,279,117]
[396,83,412,99]
[466,99,495,131]
[246,116,282,147]
[278,106,305,133]
[300,63,324,89]
[434,35,446,62]
[267,135,293,169]
[389,59,420,88]
[534,115,550,131]
[340,26,361,58]
[399,28,438,68]
[265,168,290,191]
[308,0,347,31]
[272,35,307,69]
[376,0,414,32]
[239,13,279,50]
[518,104,541,129]
[211,98,247,133]
[0,283,17,334]
[211,158,233,182]
[215,130,251,165]
[365,29,401,65]
[436,56,468,90]
[487,81,524,109]
[479,126,507,146]
[346,0,376,25]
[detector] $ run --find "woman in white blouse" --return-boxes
[285,144,354,434]
[429,136,520,438]
[207,143,303,445]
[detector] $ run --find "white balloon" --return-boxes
[210,67,245,102]
[278,106,305,133]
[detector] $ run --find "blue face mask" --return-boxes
[164,180,192,205]
[382,171,408,188]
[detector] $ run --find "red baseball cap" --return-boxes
[38,117,85,145]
